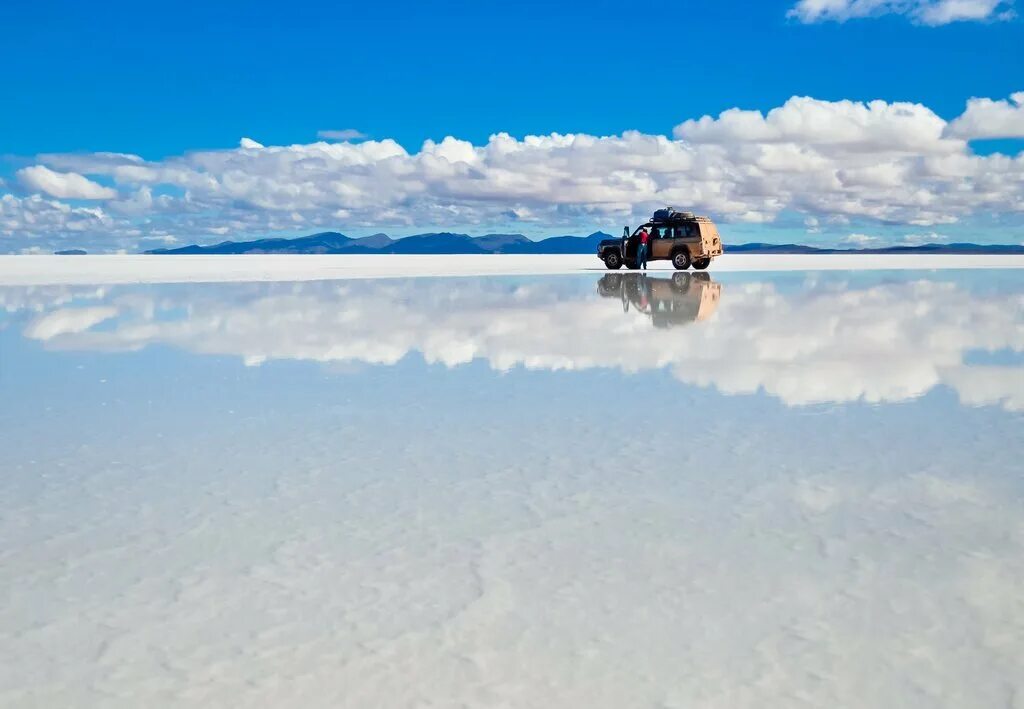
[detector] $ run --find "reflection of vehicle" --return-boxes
[597,207,724,271]
[598,272,722,328]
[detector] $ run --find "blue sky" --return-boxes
[1,0,1023,251]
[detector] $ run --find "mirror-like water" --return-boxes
[1,271,1022,707]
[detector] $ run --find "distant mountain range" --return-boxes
[139,231,1024,256]
[144,231,614,255]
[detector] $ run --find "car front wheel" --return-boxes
[604,252,622,269]
[672,250,691,270]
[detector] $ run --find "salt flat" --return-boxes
[1,271,1022,708]
[1,253,1023,285]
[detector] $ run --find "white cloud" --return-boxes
[16,165,117,200]
[317,129,367,141]
[0,194,126,249]
[943,364,1024,410]
[917,0,1016,22]
[842,233,881,246]
[3,93,1024,250]
[945,91,1024,139]
[901,230,949,244]
[674,96,951,152]
[788,0,1015,25]
[137,234,179,244]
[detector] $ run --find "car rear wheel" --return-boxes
[692,258,710,270]
[604,252,622,270]
[672,250,691,270]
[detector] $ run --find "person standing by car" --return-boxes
[637,227,650,270]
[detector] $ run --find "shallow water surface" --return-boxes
[1,270,1022,707]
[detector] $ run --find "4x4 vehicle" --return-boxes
[598,208,724,270]
[598,272,722,328]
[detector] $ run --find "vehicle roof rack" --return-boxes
[651,210,697,223]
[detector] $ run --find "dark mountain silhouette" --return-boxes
[473,233,534,252]
[153,231,355,254]
[352,233,393,248]
[145,232,1024,256]
[500,233,611,254]
[54,249,88,255]
[725,243,825,254]
[386,232,489,254]
[147,231,614,255]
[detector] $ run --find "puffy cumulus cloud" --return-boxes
[0,194,133,253]
[16,165,117,200]
[943,364,1024,410]
[946,91,1024,139]
[675,96,951,152]
[14,273,1024,411]
[788,0,1016,24]
[674,95,1024,225]
[3,93,1024,250]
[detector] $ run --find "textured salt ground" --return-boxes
[1,345,1022,708]
[1,273,1023,707]
[2,253,1024,285]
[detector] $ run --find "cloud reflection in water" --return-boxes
[8,271,1024,409]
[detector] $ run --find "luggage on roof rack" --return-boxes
[651,208,696,223]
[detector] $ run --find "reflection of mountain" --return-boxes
[598,273,721,328]
[6,275,1023,410]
